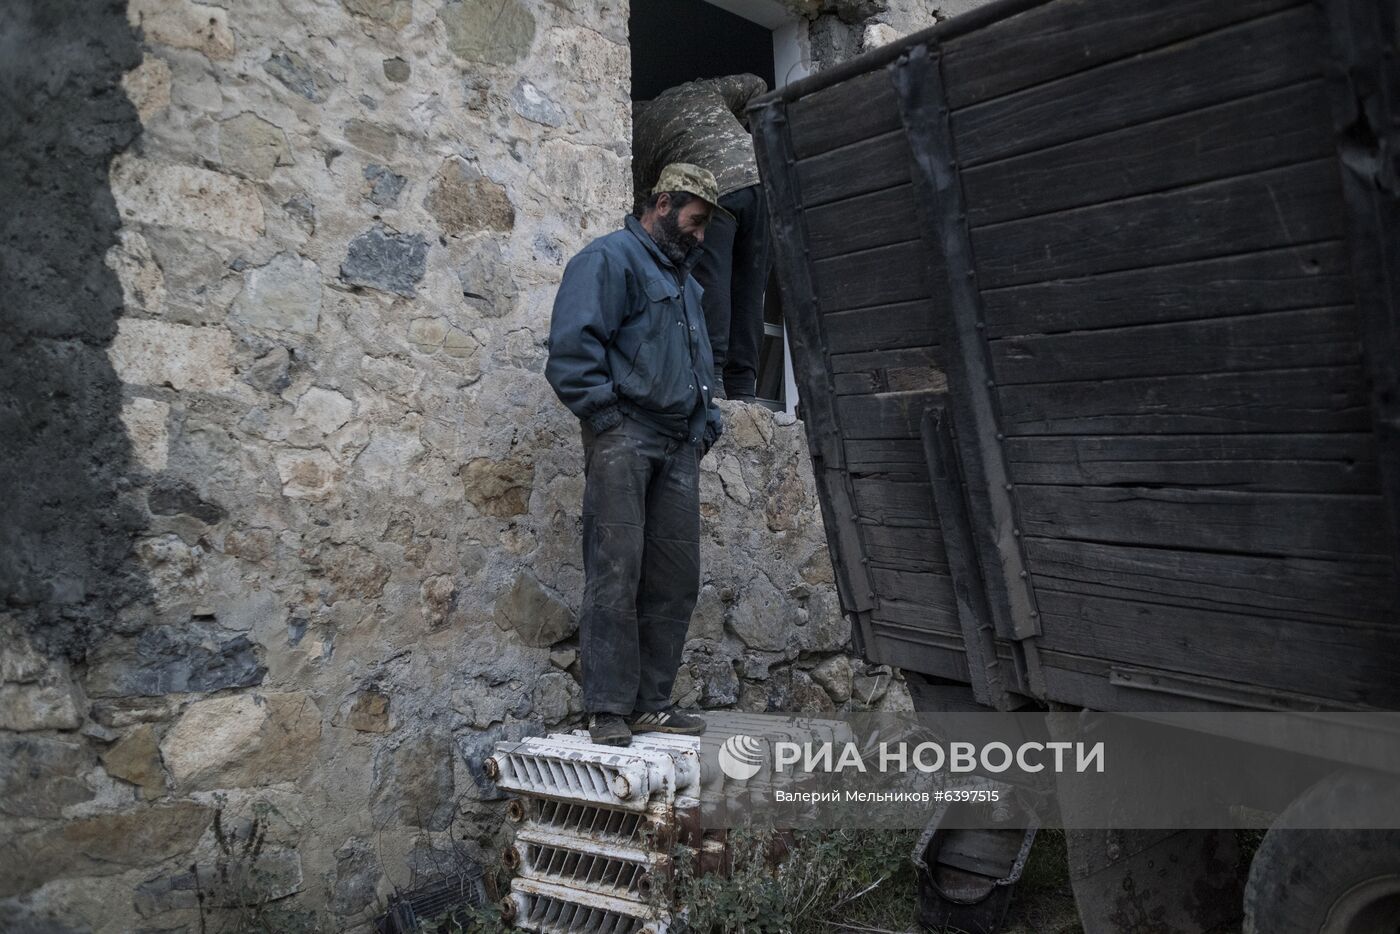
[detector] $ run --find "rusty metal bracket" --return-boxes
[889,42,1046,700]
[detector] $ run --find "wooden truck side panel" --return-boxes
[754,0,1400,711]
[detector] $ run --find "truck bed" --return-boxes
[751,0,1400,711]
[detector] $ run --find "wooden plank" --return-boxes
[892,43,1045,692]
[998,365,1371,435]
[852,477,937,528]
[752,98,877,625]
[796,129,910,208]
[963,80,1333,227]
[1041,652,1400,712]
[952,5,1326,166]
[1034,588,1400,708]
[989,306,1361,385]
[1004,433,1381,495]
[812,241,932,312]
[871,602,963,635]
[804,184,918,260]
[1321,0,1400,584]
[788,69,901,159]
[862,523,950,574]
[941,0,1302,109]
[831,346,942,374]
[834,368,946,396]
[823,301,940,355]
[870,566,957,613]
[866,622,971,683]
[845,438,927,475]
[831,345,945,396]
[923,407,1011,707]
[980,242,1355,337]
[837,389,946,439]
[1016,485,1394,561]
[1024,537,1396,627]
[972,159,1345,289]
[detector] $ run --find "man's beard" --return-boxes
[653,206,699,266]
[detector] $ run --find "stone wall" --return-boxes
[791,0,996,68]
[0,1,933,930]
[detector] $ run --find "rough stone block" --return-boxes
[84,622,265,697]
[718,454,750,506]
[691,655,740,707]
[440,0,535,65]
[160,692,321,789]
[231,252,322,334]
[127,0,235,60]
[106,228,165,314]
[100,724,167,799]
[0,678,84,732]
[111,156,264,240]
[425,158,515,235]
[120,397,170,471]
[337,687,391,732]
[110,319,234,392]
[344,118,398,159]
[330,838,380,915]
[122,55,172,122]
[511,79,565,127]
[727,574,790,652]
[218,112,293,179]
[275,449,340,499]
[462,455,533,517]
[420,575,457,630]
[370,730,454,829]
[341,0,412,29]
[382,57,410,82]
[0,623,46,684]
[493,571,575,647]
[340,225,427,297]
[135,845,302,914]
[263,49,322,101]
[531,670,581,723]
[810,654,853,705]
[363,163,406,206]
[354,428,425,486]
[0,802,213,898]
[291,386,352,436]
[147,478,226,524]
[0,736,96,818]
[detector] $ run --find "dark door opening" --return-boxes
[629,1,775,102]
[629,0,790,412]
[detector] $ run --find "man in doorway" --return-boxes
[633,73,773,402]
[545,164,725,747]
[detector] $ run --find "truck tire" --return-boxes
[1243,770,1400,934]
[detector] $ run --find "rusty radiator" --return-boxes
[488,732,704,934]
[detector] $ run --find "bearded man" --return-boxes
[545,163,724,746]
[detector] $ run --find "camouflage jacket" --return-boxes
[632,73,769,203]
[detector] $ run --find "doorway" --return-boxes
[629,0,804,414]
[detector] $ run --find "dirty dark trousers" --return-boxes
[693,184,772,399]
[578,414,701,715]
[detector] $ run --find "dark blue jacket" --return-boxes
[546,215,723,449]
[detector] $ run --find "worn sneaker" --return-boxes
[588,713,631,747]
[627,707,706,736]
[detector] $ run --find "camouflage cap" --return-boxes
[652,162,731,218]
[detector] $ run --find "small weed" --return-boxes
[194,801,326,934]
[670,828,920,933]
